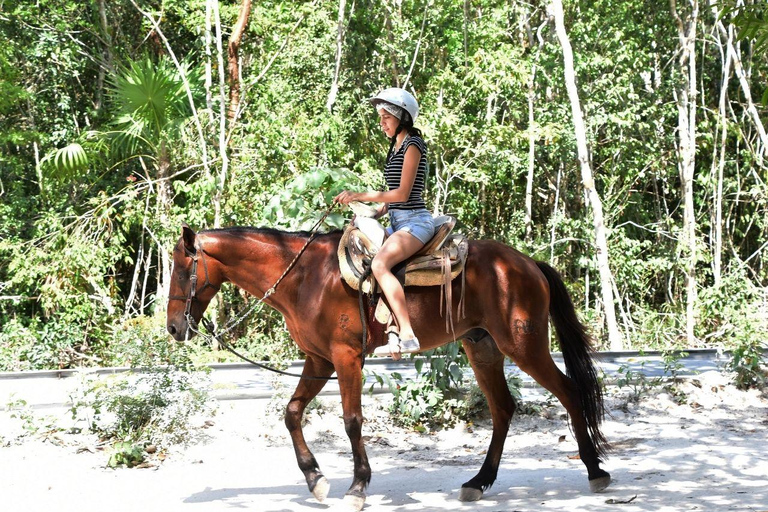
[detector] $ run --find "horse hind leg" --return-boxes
[512,342,611,492]
[459,330,517,502]
[284,356,335,502]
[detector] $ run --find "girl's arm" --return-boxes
[335,145,421,205]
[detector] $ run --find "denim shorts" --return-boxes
[386,208,435,244]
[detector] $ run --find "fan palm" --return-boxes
[109,56,199,164]
[108,56,203,306]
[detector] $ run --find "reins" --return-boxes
[174,202,348,381]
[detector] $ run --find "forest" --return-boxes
[1,0,766,372]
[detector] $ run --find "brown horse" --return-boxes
[166,225,611,510]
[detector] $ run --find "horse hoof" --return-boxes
[311,476,330,502]
[341,493,366,511]
[589,475,612,493]
[459,486,483,502]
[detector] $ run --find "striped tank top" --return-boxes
[384,135,428,211]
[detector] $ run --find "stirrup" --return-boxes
[373,332,420,359]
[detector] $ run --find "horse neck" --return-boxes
[203,229,310,299]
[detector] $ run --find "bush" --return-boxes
[381,343,467,430]
[728,339,768,390]
[69,358,214,464]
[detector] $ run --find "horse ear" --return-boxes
[182,224,197,254]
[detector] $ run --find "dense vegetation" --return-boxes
[1,0,766,371]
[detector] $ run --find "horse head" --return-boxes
[166,225,221,341]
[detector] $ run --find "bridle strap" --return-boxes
[168,241,220,316]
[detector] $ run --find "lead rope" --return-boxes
[186,202,344,381]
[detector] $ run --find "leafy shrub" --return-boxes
[728,339,768,390]
[387,376,465,431]
[108,441,146,468]
[4,396,58,441]
[697,269,768,349]
[615,360,663,401]
[69,365,213,454]
[381,344,530,429]
[382,343,467,429]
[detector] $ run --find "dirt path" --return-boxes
[2,370,767,511]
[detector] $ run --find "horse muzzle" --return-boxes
[167,319,197,341]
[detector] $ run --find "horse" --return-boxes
[166,224,611,511]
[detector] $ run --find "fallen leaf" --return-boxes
[605,495,637,504]
[567,453,581,460]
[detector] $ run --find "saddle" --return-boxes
[337,214,469,336]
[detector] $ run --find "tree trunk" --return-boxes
[549,161,563,263]
[204,0,215,123]
[725,36,768,164]
[228,0,253,123]
[524,15,547,242]
[95,0,113,113]
[550,0,623,350]
[156,142,174,306]
[213,0,230,228]
[710,0,734,288]
[671,0,699,346]
[327,0,347,112]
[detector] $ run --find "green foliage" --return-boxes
[69,365,213,449]
[728,340,768,390]
[384,344,467,429]
[720,1,768,55]
[108,441,146,468]
[44,142,90,179]
[107,55,201,160]
[262,167,362,230]
[615,361,663,401]
[0,0,766,392]
[387,377,457,431]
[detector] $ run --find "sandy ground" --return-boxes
[1,370,767,512]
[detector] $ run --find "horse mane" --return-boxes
[199,226,343,239]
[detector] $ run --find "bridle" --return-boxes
[168,239,220,332]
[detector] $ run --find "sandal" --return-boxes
[373,334,420,360]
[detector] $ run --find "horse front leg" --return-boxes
[333,346,371,511]
[285,355,336,502]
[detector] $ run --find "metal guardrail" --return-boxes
[0,348,758,408]
[0,348,735,381]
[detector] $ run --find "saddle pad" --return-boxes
[337,224,469,293]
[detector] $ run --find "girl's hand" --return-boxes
[334,190,359,205]
[374,204,388,219]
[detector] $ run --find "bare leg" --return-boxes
[370,231,424,341]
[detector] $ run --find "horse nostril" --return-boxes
[168,324,177,336]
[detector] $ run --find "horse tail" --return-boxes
[536,260,608,459]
